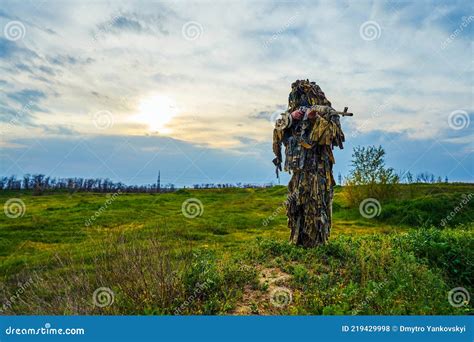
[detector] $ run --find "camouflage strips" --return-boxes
[272,80,350,247]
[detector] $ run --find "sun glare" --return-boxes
[134,94,178,132]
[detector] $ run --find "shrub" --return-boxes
[343,145,400,206]
[399,226,473,288]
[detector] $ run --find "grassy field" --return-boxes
[0,184,473,315]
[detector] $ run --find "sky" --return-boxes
[0,0,472,187]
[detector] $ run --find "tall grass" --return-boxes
[0,232,257,315]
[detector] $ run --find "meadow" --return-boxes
[0,183,472,315]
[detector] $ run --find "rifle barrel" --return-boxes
[331,111,354,117]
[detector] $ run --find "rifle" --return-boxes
[308,105,354,118]
[275,106,353,133]
[330,106,353,117]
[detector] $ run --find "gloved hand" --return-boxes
[306,108,317,119]
[290,109,304,120]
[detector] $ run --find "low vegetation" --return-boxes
[0,183,472,315]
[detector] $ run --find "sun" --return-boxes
[133,94,179,132]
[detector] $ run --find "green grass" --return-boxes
[0,184,472,315]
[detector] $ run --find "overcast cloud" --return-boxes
[0,0,472,185]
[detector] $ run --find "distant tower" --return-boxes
[157,171,161,193]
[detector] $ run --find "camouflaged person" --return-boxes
[272,79,352,247]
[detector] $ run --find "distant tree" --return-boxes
[0,177,7,190]
[445,176,449,183]
[23,174,30,190]
[344,145,399,206]
[7,176,16,190]
[338,172,342,185]
[405,171,413,184]
[417,172,434,183]
[32,174,45,195]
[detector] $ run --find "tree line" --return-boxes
[402,171,449,184]
[0,174,275,193]
[338,170,449,186]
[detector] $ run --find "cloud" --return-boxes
[46,55,94,66]
[38,65,55,75]
[0,37,38,60]
[93,10,170,39]
[0,135,280,186]
[0,0,471,182]
[36,124,78,136]
[14,63,34,73]
[109,16,143,32]
[249,105,286,121]
[6,89,46,104]
[1,131,472,185]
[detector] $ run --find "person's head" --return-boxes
[288,79,331,111]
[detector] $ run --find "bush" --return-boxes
[399,226,473,288]
[343,145,400,207]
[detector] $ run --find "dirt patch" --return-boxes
[232,267,292,315]
[259,267,291,286]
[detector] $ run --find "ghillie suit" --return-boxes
[272,80,351,247]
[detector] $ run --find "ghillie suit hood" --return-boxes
[288,79,331,111]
